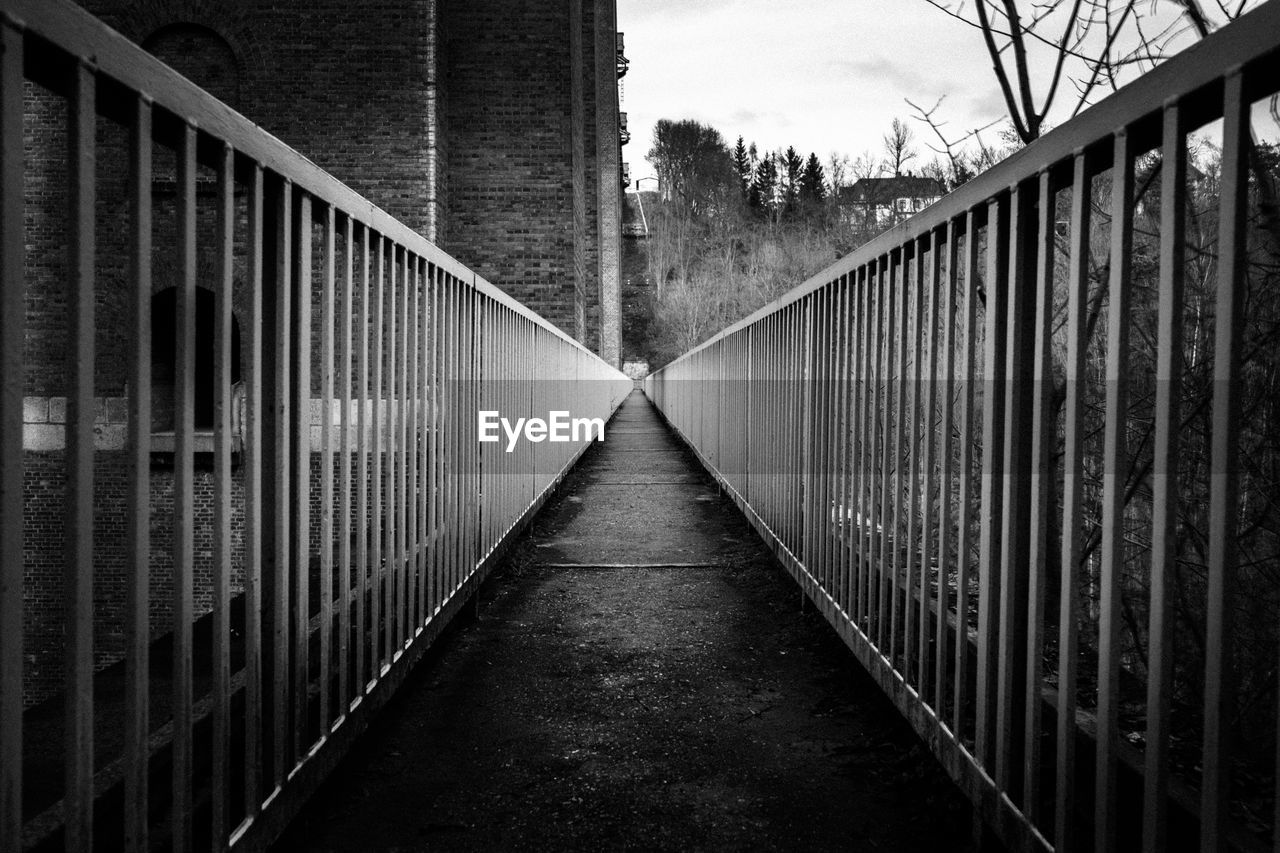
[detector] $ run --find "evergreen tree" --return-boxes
[753,155,778,220]
[799,152,827,208]
[782,146,804,217]
[732,136,752,201]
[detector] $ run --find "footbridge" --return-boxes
[3,2,1280,851]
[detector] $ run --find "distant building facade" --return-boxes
[839,174,945,228]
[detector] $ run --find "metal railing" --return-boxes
[645,6,1280,851]
[0,1,631,850]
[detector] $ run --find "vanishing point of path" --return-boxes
[278,390,973,851]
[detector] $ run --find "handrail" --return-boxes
[0,1,632,851]
[646,3,1280,850]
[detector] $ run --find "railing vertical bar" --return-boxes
[842,268,855,626]
[293,193,312,757]
[917,233,938,700]
[356,225,369,694]
[243,162,265,817]
[747,322,757,527]
[373,233,386,671]
[975,192,1008,773]
[762,316,772,538]
[488,298,499,548]
[834,275,844,614]
[478,296,487,550]
[319,202,335,733]
[64,60,97,853]
[467,285,479,575]
[408,256,420,635]
[828,281,840,609]
[820,296,831,598]
[836,273,851,616]
[794,303,805,554]
[935,220,958,722]
[890,248,909,671]
[121,92,151,853]
[422,259,432,624]
[1142,100,1186,853]
[211,142,235,848]
[1095,128,1135,853]
[784,306,794,548]
[384,244,398,660]
[997,181,1033,793]
[445,276,457,598]
[454,277,462,599]
[890,245,911,671]
[469,285,479,578]
[446,270,458,580]
[371,234,384,677]
[778,308,786,544]
[495,300,502,548]
[427,264,440,617]
[805,295,817,584]
[1023,168,1057,823]
[488,298,496,550]
[869,257,886,649]
[398,248,410,649]
[458,282,467,586]
[271,178,293,785]
[0,21,21,850]
[752,321,761,529]
[1056,150,1092,852]
[860,262,876,633]
[429,267,440,616]
[753,321,763,531]
[953,209,979,740]
[801,298,814,579]
[1201,69,1247,851]
[338,214,353,715]
[904,238,925,684]
[822,287,836,594]
[424,258,435,625]
[171,119,197,853]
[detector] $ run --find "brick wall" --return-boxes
[83,0,442,239]
[593,0,622,366]
[441,0,578,337]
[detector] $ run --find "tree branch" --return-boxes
[973,0,1033,141]
[1041,0,1085,123]
[1000,0,1043,137]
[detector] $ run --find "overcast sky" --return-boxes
[615,0,1239,183]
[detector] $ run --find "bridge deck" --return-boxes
[278,391,970,851]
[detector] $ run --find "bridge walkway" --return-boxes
[277,390,971,851]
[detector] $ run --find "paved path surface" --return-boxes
[278,391,972,851]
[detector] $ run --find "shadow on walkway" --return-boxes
[277,390,974,851]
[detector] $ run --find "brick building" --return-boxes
[72,0,624,354]
[20,0,625,705]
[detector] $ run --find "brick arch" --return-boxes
[142,22,242,108]
[149,253,227,298]
[149,282,244,430]
[106,1,267,89]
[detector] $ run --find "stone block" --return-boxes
[23,396,48,423]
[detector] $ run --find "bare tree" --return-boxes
[826,151,850,195]
[882,118,917,177]
[920,0,1269,144]
[905,95,1003,187]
